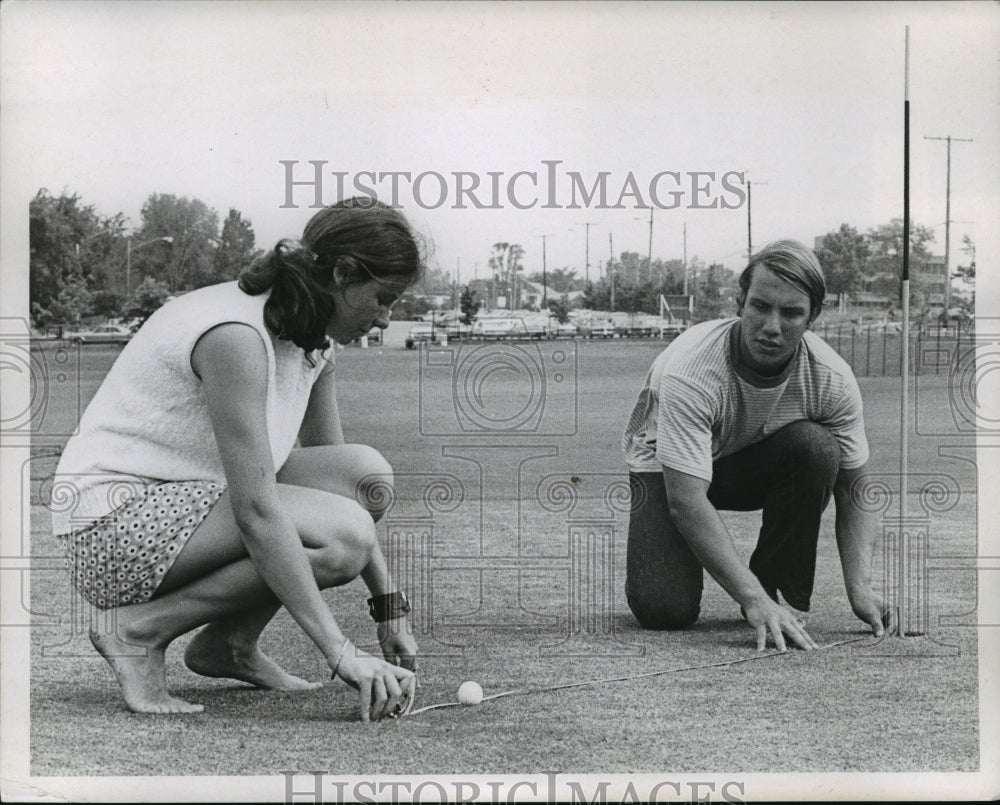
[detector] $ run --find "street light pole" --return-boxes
[126,236,174,298]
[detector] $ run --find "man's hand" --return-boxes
[742,595,819,652]
[848,586,892,637]
[378,617,419,672]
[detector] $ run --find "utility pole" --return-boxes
[609,232,615,312]
[924,135,972,317]
[746,180,767,259]
[647,207,654,284]
[682,222,688,296]
[575,222,599,285]
[537,234,554,308]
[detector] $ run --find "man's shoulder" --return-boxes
[651,318,736,391]
[801,329,859,383]
[660,318,735,360]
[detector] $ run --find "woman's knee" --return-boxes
[312,500,377,583]
[347,445,395,521]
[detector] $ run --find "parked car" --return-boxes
[547,322,579,339]
[63,323,133,345]
[404,323,441,349]
[445,320,474,341]
[615,317,658,338]
[522,316,549,340]
[657,321,687,338]
[353,327,383,346]
[579,319,616,339]
[471,317,532,340]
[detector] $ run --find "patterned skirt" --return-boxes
[59,480,226,609]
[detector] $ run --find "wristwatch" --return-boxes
[367,591,411,622]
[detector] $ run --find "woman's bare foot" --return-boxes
[90,626,204,714]
[183,625,320,690]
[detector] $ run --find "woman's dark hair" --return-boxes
[239,197,424,353]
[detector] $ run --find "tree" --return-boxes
[695,263,733,321]
[527,267,581,293]
[124,277,172,330]
[47,275,94,328]
[815,224,870,309]
[134,194,220,292]
[393,293,432,321]
[953,234,976,313]
[90,290,125,319]
[459,285,481,325]
[487,242,524,310]
[865,218,935,275]
[212,208,259,284]
[547,295,573,324]
[29,189,102,326]
[953,234,975,282]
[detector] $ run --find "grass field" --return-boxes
[26,333,981,777]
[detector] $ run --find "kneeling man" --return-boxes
[622,240,888,650]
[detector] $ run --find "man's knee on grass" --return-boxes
[626,587,701,630]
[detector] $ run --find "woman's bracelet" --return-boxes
[329,638,351,678]
[367,591,411,622]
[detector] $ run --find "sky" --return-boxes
[2,0,998,293]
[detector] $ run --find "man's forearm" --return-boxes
[835,499,877,593]
[668,497,771,607]
[833,467,878,594]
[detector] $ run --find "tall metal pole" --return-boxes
[125,235,174,298]
[542,236,547,308]
[899,26,911,634]
[924,135,972,317]
[536,234,554,309]
[576,222,598,286]
[746,181,768,258]
[647,207,654,284]
[682,222,688,296]
[609,232,615,312]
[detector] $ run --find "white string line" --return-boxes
[405,635,871,716]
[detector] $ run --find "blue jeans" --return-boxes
[625,421,840,630]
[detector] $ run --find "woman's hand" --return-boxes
[330,639,416,722]
[377,617,419,672]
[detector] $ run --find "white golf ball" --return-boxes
[457,681,483,705]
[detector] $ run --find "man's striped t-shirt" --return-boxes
[622,318,869,480]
